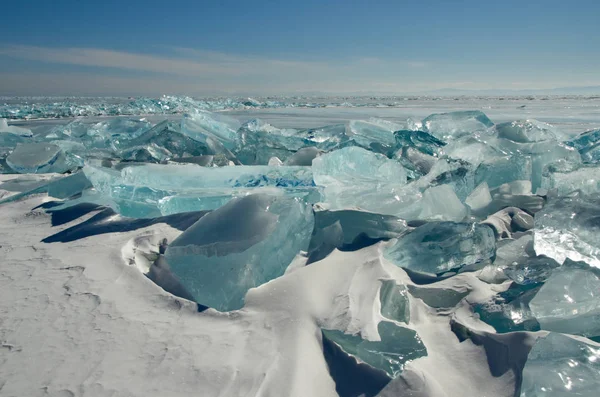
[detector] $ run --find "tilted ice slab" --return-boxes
[6,142,71,174]
[521,333,600,397]
[157,186,321,215]
[495,119,565,143]
[530,266,600,337]
[541,161,600,196]
[0,118,32,136]
[82,162,315,216]
[313,146,410,215]
[566,128,600,164]
[165,194,314,311]
[422,110,494,141]
[384,221,496,275]
[534,192,600,268]
[311,147,467,221]
[181,110,241,150]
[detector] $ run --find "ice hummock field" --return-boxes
[1,95,600,397]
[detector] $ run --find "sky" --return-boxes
[1,0,599,96]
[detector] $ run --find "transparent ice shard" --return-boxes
[157,187,321,215]
[384,222,496,275]
[441,135,501,166]
[181,111,240,150]
[566,128,600,163]
[165,194,314,311]
[422,110,494,140]
[309,208,408,254]
[0,118,32,137]
[0,132,27,158]
[529,266,600,337]
[466,182,493,214]
[503,255,560,285]
[284,147,321,166]
[347,119,397,148]
[418,184,467,222]
[379,280,410,323]
[392,130,445,176]
[312,146,410,216]
[115,120,210,160]
[534,192,600,268]
[118,163,314,191]
[494,233,534,268]
[393,130,445,156]
[83,162,315,216]
[487,137,581,192]
[474,155,532,190]
[495,119,564,143]
[541,161,600,196]
[47,171,93,199]
[235,119,307,165]
[6,142,70,174]
[520,333,600,397]
[322,321,427,378]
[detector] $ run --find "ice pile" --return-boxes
[2,108,600,393]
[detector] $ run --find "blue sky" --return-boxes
[1,0,599,96]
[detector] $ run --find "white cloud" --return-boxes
[2,45,419,78]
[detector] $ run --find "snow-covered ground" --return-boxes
[0,191,549,397]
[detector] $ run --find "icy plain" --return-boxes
[1,95,600,397]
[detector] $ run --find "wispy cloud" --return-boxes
[0,45,428,79]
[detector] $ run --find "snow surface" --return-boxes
[1,191,543,397]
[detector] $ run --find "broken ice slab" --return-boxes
[566,128,600,163]
[0,118,32,136]
[393,146,438,177]
[417,184,467,222]
[494,232,534,268]
[312,146,410,216]
[421,110,494,141]
[534,192,600,267]
[465,182,493,214]
[393,130,446,156]
[157,187,321,215]
[83,162,315,217]
[47,171,93,199]
[309,208,408,256]
[529,266,600,337]
[0,132,27,158]
[165,194,314,311]
[284,147,321,166]
[520,333,600,397]
[85,162,314,192]
[392,130,445,176]
[6,143,71,174]
[440,135,501,166]
[503,255,560,285]
[384,222,496,275]
[347,119,397,149]
[474,155,532,190]
[0,173,62,203]
[495,119,564,143]
[300,124,349,152]
[119,163,314,190]
[487,137,581,192]
[322,321,427,378]
[235,119,308,165]
[379,280,410,323]
[181,111,240,150]
[541,161,600,196]
[114,120,212,161]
